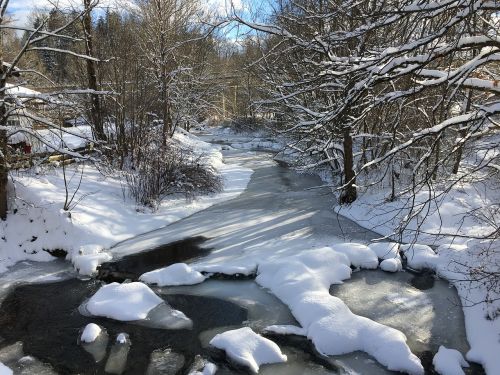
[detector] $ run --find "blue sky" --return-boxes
[6,0,271,28]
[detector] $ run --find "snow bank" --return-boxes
[81,323,102,343]
[209,327,287,373]
[139,263,206,286]
[332,243,379,269]
[84,282,163,321]
[0,363,12,375]
[432,346,469,375]
[1,128,253,274]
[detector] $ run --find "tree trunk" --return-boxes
[0,127,7,220]
[83,0,105,141]
[340,127,357,204]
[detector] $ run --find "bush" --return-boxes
[125,143,222,209]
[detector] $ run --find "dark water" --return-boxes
[97,236,210,282]
[0,278,247,374]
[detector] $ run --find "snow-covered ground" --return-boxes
[0,129,253,274]
[1,126,498,374]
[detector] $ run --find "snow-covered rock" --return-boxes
[73,252,112,276]
[264,325,306,336]
[380,258,403,272]
[81,323,102,343]
[255,246,424,375]
[332,243,379,269]
[0,362,12,375]
[432,346,469,375]
[84,282,163,321]
[140,263,206,286]
[369,242,401,260]
[209,327,287,373]
[116,333,129,344]
[401,244,439,270]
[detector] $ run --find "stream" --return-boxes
[0,132,484,374]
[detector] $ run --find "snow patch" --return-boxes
[0,363,12,375]
[264,325,306,336]
[380,258,402,272]
[140,263,206,286]
[209,327,287,373]
[81,323,102,343]
[84,282,163,321]
[332,243,379,269]
[432,346,469,375]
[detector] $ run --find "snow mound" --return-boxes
[380,258,403,272]
[255,246,424,375]
[332,243,379,269]
[84,282,163,321]
[264,325,306,336]
[369,242,401,260]
[209,327,287,373]
[140,263,206,286]
[81,323,102,343]
[401,244,439,270]
[432,346,469,375]
[73,252,112,276]
[0,363,12,375]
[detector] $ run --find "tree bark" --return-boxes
[340,127,357,204]
[83,0,105,141]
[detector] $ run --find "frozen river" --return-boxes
[0,132,483,374]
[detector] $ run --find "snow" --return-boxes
[432,346,469,375]
[401,244,439,270]
[139,263,206,286]
[0,363,12,375]
[209,327,287,373]
[332,242,379,269]
[116,333,129,344]
[189,362,217,375]
[380,258,402,272]
[264,325,306,336]
[0,129,253,275]
[335,181,500,374]
[368,242,401,260]
[84,282,164,321]
[80,323,102,343]
[190,245,423,374]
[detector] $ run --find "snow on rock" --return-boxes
[85,282,163,321]
[369,242,401,260]
[139,263,206,286]
[116,333,129,344]
[0,363,12,375]
[401,244,439,270]
[193,263,256,276]
[73,252,112,276]
[255,246,424,375]
[81,323,102,343]
[209,327,287,373]
[332,243,379,269]
[432,346,469,375]
[380,258,403,272]
[264,325,306,336]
